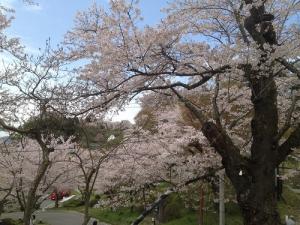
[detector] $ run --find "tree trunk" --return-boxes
[23,158,50,225]
[228,75,280,225]
[236,168,281,225]
[82,191,91,225]
[130,191,134,213]
[219,171,225,225]
[54,189,59,208]
[186,73,281,225]
[16,180,26,211]
[157,198,166,224]
[16,191,25,211]
[238,73,280,225]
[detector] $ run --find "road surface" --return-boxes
[1,210,110,225]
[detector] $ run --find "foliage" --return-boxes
[22,112,80,141]
[0,218,48,225]
[62,198,85,208]
[160,194,185,222]
[79,123,124,149]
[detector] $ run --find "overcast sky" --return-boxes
[1,0,168,125]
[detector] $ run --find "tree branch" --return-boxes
[276,58,300,79]
[277,124,300,165]
[275,95,297,141]
[0,119,32,135]
[130,169,221,225]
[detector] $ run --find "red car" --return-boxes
[49,190,70,201]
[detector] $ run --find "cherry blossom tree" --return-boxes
[68,121,131,225]
[0,137,18,216]
[6,137,75,209]
[92,101,222,224]
[0,32,79,225]
[64,0,300,224]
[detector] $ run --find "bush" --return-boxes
[159,194,185,222]
[0,218,22,225]
[89,198,99,207]
[62,198,84,208]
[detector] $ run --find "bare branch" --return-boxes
[277,124,300,165]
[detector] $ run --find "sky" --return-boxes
[4,0,168,53]
[1,0,169,125]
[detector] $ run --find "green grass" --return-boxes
[162,212,197,225]
[58,184,299,225]
[60,202,243,225]
[88,208,152,225]
[0,218,48,225]
[59,197,298,225]
[278,185,300,223]
[162,202,242,225]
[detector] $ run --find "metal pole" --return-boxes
[219,170,225,225]
[198,184,205,225]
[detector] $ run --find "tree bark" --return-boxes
[54,188,59,208]
[236,173,281,225]
[16,188,25,211]
[82,191,91,225]
[82,169,96,225]
[236,74,280,225]
[23,155,50,225]
[181,73,282,225]
[179,0,286,223]
[219,171,225,225]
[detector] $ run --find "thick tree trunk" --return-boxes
[23,192,36,225]
[234,161,280,225]
[236,75,280,225]
[227,73,281,225]
[189,74,281,225]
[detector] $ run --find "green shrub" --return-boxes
[159,194,185,222]
[89,198,99,207]
[0,218,22,225]
[62,198,84,208]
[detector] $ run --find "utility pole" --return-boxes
[199,184,204,225]
[219,170,225,225]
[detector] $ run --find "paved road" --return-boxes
[1,210,110,225]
